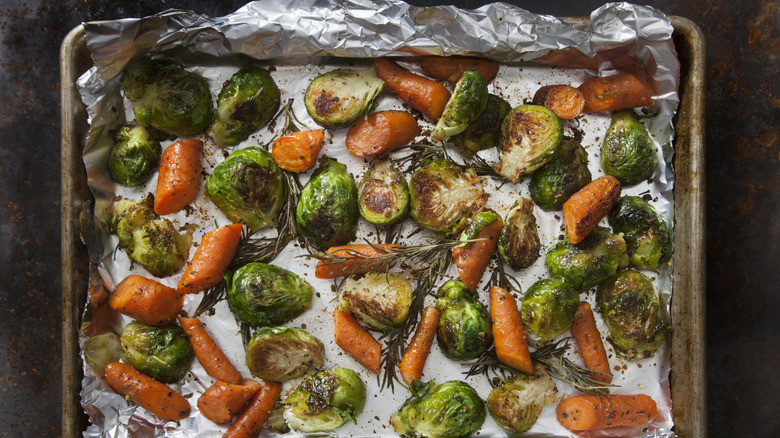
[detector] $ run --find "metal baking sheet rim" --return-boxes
[59,17,707,438]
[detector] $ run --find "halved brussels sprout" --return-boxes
[452,94,511,158]
[296,156,359,249]
[304,68,384,129]
[545,226,629,291]
[211,64,281,147]
[432,69,489,141]
[597,270,670,359]
[496,104,563,182]
[246,326,324,381]
[608,196,673,270]
[436,279,492,360]
[391,380,486,438]
[206,147,285,230]
[265,402,291,434]
[498,199,541,270]
[339,272,412,333]
[225,262,313,327]
[409,160,488,235]
[520,278,579,346]
[284,367,366,433]
[529,139,592,210]
[120,321,194,383]
[601,110,658,185]
[108,124,161,186]
[358,159,410,225]
[487,363,557,435]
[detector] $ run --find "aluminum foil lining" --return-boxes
[76,1,681,437]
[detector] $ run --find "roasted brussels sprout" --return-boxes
[546,227,629,291]
[108,124,162,186]
[529,139,592,210]
[339,272,412,333]
[265,402,291,434]
[246,326,324,381]
[211,64,281,147]
[497,104,563,182]
[206,147,285,230]
[486,363,557,434]
[608,196,673,270]
[597,270,670,359]
[84,332,123,378]
[520,278,579,346]
[391,380,486,438]
[452,94,511,158]
[601,110,658,185]
[121,59,212,137]
[304,68,384,129]
[120,321,194,383]
[409,160,487,235]
[432,69,489,141]
[296,156,359,249]
[358,159,410,225]
[498,198,541,270]
[225,262,313,327]
[284,367,366,432]
[436,279,492,360]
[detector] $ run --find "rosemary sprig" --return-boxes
[394,142,451,172]
[468,151,511,184]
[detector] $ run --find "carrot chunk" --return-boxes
[272,129,326,172]
[104,362,191,421]
[453,215,503,292]
[557,394,658,430]
[109,275,182,327]
[178,223,243,295]
[489,286,534,374]
[314,243,398,279]
[399,306,439,385]
[197,379,261,425]
[154,139,203,215]
[578,73,653,113]
[223,381,283,438]
[177,316,243,384]
[533,84,586,120]
[374,57,451,120]
[334,308,381,374]
[562,175,622,244]
[345,110,419,157]
[570,302,612,384]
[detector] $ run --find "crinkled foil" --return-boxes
[76,1,680,437]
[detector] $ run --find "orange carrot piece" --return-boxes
[570,302,613,384]
[489,286,534,375]
[413,56,500,83]
[104,362,191,421]
[399,306,439,385]
[223,380,283,438]
[109,275,183,326]
[154,139,203,215]
[178,223,243,295]
[314,243,398,279]
[562,175,622,244]
[374,57,451,120]
[272,129,326,172]
[578,73,654,113]
[197,379,261,425]
[533,85,586,120]
[177,316,243,384]
[557,394,658,431]
[334,308,382,374]
[345,110,419,157]
[453,216,504,292]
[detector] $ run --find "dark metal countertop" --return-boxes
[0,0,777,436]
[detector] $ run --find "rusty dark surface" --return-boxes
[0,0,777,436]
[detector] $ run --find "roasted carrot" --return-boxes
[374,57,451,120]
[177,223,243,295]
[177,316,243,384]
[578,73,654,113]
[412,56,500,83]
[334,308,382,374]
[489,286,534,375]
[570,302,612,384]
[154,139,203,215]
[223,380,283,438]
[345,110,419,157]
[453,215,503,292]
[533,85,586,120]
[271,128,326,172]
[399,306,439,385]
[197,379,261,425]
[563,175,622,244]
[104,362,191,421]
[557,393,658,431]
[314,243,398,279]
[109,275,183,326]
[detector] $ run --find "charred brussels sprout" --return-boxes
[497,104,563,182]
[452,94,511,158]
[487,364,557,434]
[284,367,366,432]
[597,270,670,359]
[121,59,212,137]
[391,380,486,438]
[304,68,384,129]
[608,196,673,270]
[529,139,592,210]
[358,159,410,225]
[436,280,492,360]
[120,321,194,383]
[409,160,487,235]
[108,124,161,186]
[246,326,324,381]
[339,272,412,333]
[211,64,281,147]
[206,147,285,230]
[225,262,313,327]
[296,157,359,249]
[498,199,541,270]
[546,227,629,291]
[601,111,658,185]
[520,278,578,346]
[432,69,489,141]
